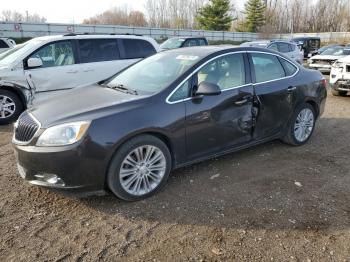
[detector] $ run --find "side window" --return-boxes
[279,58,298,76]
[289,44,296,52]
[28,41,75,68]
[78,39,119,63]
[277,43,290,53]
[0,40,9,48]
[183,39,198,47]
[168,80,191,102]
[251,53,285,83]
[198,39,207,46]
[197,53,245,90]
[121,39,156,59]
[268,43,278,51]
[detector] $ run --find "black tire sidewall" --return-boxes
[0,89,24,125]
[107,135,172,201]
[288,103,316,146]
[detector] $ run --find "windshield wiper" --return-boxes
[108,84,138,95]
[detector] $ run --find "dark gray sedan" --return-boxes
[12,46,327,201]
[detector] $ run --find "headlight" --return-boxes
[332,61,344,68]
[36,121,91,147]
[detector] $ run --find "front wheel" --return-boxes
[282,103,316,146]
[0,89,24,125]
[107,135,172,201]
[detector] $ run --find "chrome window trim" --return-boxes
[12,112,42,146]
[166,50,300,105]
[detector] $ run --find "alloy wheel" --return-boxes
[294,108,314,142]
[119,145,167,196]
[0,95,16,119]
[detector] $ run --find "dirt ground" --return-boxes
[0,85,350,261]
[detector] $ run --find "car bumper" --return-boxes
[330,80,350,91]
[13,141,108,194]
[308,65,332,73]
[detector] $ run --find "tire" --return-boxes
[282,103,316,146]
[0,89,24,125]
[331,89,347,97]
[107,135,172,201]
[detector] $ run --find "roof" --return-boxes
[168,36,207,40]
[32,34,155,42]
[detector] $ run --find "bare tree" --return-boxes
[1,10,46,23]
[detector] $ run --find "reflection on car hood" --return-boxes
[28,84,145,127]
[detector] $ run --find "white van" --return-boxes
[0,34,160,124]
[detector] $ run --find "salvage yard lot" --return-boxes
[0,87,350,261]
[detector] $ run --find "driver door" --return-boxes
[185,53,254,161]
[24,40,80,92]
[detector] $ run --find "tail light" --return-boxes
[321,78,327,88]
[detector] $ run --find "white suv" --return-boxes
[0,34,160,124]
[330,55,350,96]
[0,38,16,54]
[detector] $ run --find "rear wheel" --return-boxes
[331,89,347,96]
[282,103,316,146]
[107,135,172,201]
[0,89,24,125]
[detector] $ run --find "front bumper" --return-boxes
[308,64,332,73]
[13,140,108,193]
[330,80,350,91]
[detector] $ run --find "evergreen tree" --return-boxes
[241,0,266,32]
[196,0,234,31]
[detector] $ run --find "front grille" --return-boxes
[14,112,40,143]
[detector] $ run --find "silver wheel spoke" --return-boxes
[293,108,314,142]
[119,145,167,196]
[0,95,16,119]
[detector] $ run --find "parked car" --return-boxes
[12,46,327,201]
[292,37,321,58]
[308,44,344,58]
[0,34,160,124]
[307,46,350,73]
[330,55,350,96]
[160,37,208,50]
[0,38,16,54]
[241,40,304,64]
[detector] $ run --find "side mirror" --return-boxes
[27,57,43,68]
[195,82,221,96]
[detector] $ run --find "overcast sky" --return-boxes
[1,0,246,23]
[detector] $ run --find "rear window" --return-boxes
[121,39,156,59]
[0,40,9,48]
[278,43,290,53]
[198,39,207,46]
[289,44,296,51]
[251,53,285,83]
[78,39,119,63]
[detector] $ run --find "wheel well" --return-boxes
[0,86,27,109]
[306,100,319,118]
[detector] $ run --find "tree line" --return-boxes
[2,0,350,33]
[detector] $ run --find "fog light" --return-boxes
[34,173,65,186]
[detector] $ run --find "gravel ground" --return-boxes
[0,86,350,261]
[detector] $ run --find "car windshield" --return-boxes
[160,38,185,49]
[106,52,201,94]
[321,47,348,56]
[0,39,41,66]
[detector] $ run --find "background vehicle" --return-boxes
[0,34,160,124]
[0,38,16,54]
[330,56,350,96]
[241,40,303,64]
[160,37,208,50]
[13,46,327,201]
[309,44,344,58]
[292,37,321,58]
[308,46,350,73]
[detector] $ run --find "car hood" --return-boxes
[337,55,350,63]
[310,55,344,61]
[28,84,146,128]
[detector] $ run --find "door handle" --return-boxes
[235,96,252,105]
[67,70,78,74]
[287,86,297,92]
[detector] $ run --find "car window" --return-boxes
[251,53,285,83]
[79,39,119,63]
[198,39,207,46]
[183,39,198,47]
[197,53,245,90]
[121,39,156,59]
[28,41,75,68]
[0,40,9,48]
[279,58,298,76]
[289,44,296,52]
[278,43,290,53]
[268,43,278,51]
[168,80,191,102]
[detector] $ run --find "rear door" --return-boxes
[185,52,254,160]
[249,52,299,139]
[25,40,80,92]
